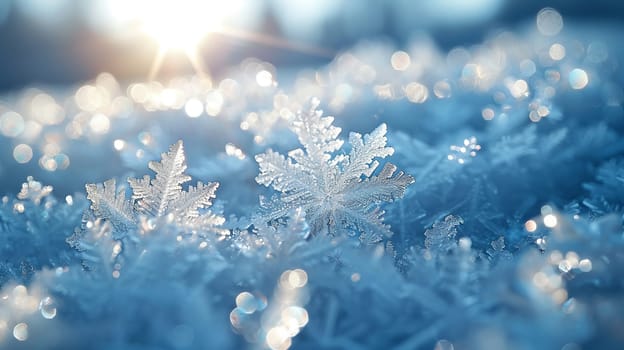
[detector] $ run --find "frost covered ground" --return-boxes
[1,8,624,350]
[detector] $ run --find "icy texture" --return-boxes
[424,215,464,253]
[256,99,414,243]
[69,140,226,274]
[0,178,84,285]
[0,15,624,350]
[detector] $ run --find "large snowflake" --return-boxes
[255,99,414,243]
[84,140,225,238]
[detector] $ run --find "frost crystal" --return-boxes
[255,100,414,243]
[17,176,53,205]
[424,215,464,253]
[85,140,225,237]
[0,177,84,284]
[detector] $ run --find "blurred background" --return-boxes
[0,0,623,197]
[0,0,623,91]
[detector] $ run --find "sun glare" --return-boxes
[106,0,242,78]
[108,0,239,51]
[105,0,328,79]
[140,0,239,50]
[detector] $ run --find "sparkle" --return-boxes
[508,79,529,99]
[524,220,537,232]
[390,51,411,71]
[13,323,28,341]
[404,82,428,103]
[578,259,592,272]
[558,260,571,273]
[287,269,308,289]
[543,214,558,228]
[235,292,257,314]
[75,85,106,112]
[225,143,246,160]
[281,306,308,329]
[0,111,25,137]
[89,114,111,134]
[39,296,57,319]
[13,144,33,164]
[256,70,274,87]
[481,107,495,120]
[184,98,204,118]
[569,68,589,90]
[549,43,566,61]
[433,80,452,99]
[448,136,480,164]
[565,251,579,268]
[537,8,563,36]
[138,131,152,145]
[205,91,224,116]
[113,139,126,151]
[13,202,25,213]
[266,326,291,350]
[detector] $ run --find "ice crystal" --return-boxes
[424,215,464,253]
[66,219,120,273]
[490,125,539,166]
[84,140,225,238]
[0,177,84,285]
[255,100,414,243]
[582,158,624,214]
[233,208,310,259]
[491,125,567,166]
[483,236,513,262]
[17,176,53,205]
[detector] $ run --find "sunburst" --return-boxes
[115,0,334,80]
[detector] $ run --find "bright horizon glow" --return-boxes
[104,0,331,79]
[109,0,243,79]
[107,0,240,51]
[140,0,240,50]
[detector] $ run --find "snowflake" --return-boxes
[84,140,225,238]
[490,125,567,166]
[582,158,624,214]
[424,215,464,253]
[255,99,414,243]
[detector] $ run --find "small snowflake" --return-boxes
[85,140,225,238]
[255,99,414,243]
[447,136,481,164]
[17,176,53,205]
[424,215,464,253]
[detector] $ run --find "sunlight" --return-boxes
[107,0,242,78]
[139,0,240,51]
[105,0,330,79]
